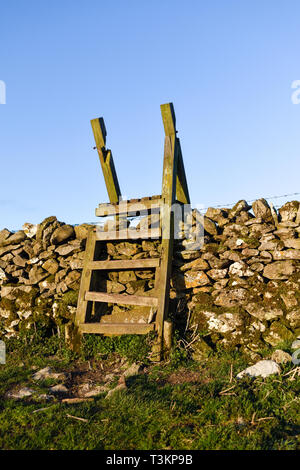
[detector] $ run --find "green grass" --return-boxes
[0,334,299,450]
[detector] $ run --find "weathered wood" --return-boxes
[85,291,158,307]
[153,102,178,359]
[161,102,176,136]
[91,117,121,204]
[176,139,190,205]
[95,227,161,241]
[96,197,162,217]
[79,323,155,335]
[163,320,173,352]
[75,229,96,327]
[87,259,160,270]
[76,103,190,358]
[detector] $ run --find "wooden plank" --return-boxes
[91,117,121,204]
[160,102,176,136]
[175,139,190,205]
[85,292,158,307]
[96,198,162,217]
[95,227,161,241]
[75,229,96,328]
[79,323,155,335]
[87,259,160,270]
[153,102,178,360]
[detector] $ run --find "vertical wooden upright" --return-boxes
[152,104,178,359]
[90,117,121,204]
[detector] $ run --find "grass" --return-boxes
[0,333,299,450]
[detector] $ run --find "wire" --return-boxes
[197,192,300,212]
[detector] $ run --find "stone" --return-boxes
[178,257,209,272]
[283,239,300,250]
[244,303,283,321]
[50,225,75,245]
[135,270,154,279]
[28,266,48,285]
[263,322,294,347]
[258,240,284,251]
[0,229,11,244]
[280,293,298,309]
[241,248,259,257]
[1,231,26,247]
[272,249,300,261]
[6,387,36,399]
[42,222,60,245]
[271,350,292,364]
[12,254,27,267]
[286,310,300,328]
[207,268,228,280]
[82,385,109,397]
[69,258,83,270]
[32,241,43,256]
[0,268,7,282]
[236,360,281,379]
[279,201,299,222]
[123,363,142,378]
[36,216,57,241]
[205,255,229,269]
[223,224,249,238]
[291,339,300,350]
[183,270,211,289]
[49,384,68,395]
[203,217,218,236]
[42,259,59,275]
[229,261,254,277]
[32,366,68,382]
[107,280,126,293]
[202,311,244,334]
[273,228,297,240]
[250,262,264,272]
[105,383,127,399]
[114,242,141,257]
[205,207,228,222]
[220,250,242,262]
[74,224,92,240]
[252,199,273,222]
[118,271,137,284]
[229,200,251,218]
[263,261,296,280]
[224,237,249,250]
[126,280,147,294]
[175,250,200,261]
[64,271,81,288]
[23,223,38,238]
[214,288,247,307]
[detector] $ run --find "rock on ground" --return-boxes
[236,360,281,379]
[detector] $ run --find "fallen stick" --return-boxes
[219,385,236,395]
[32,406,54,414]
[62,398,93,404]
[66,414,88,423]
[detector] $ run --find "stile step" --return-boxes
[87,259,160,270]
[79,323,155,335]
[85,291,158,307]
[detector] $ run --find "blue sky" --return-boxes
[1,0,300,230]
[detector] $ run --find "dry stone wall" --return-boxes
[0,198,300,361]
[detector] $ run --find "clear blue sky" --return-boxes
[1,0,300,230]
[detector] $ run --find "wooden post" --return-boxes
[72,228,96,352]
[91,117,121,204]
[153,102,178,360]
[176,140,190,205]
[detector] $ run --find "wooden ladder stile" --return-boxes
[74,103,190,360]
